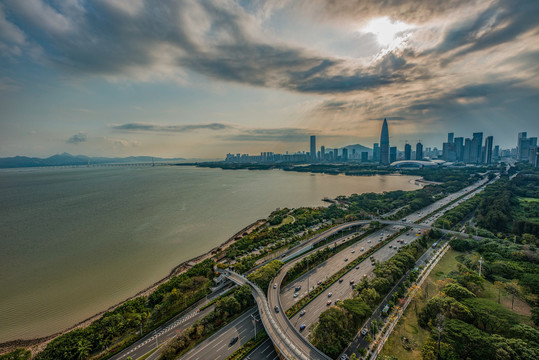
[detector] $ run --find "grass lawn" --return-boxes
[268,215,294,229]
[380,249,461,360]
[380,248,535,359]
[518,197,539,202]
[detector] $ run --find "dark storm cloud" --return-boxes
[0,0,427,94]
[66,133,86,144]
[433,0,539,58]
[112,123,232,132]
[2,0,539,96]
[314,0,475,23]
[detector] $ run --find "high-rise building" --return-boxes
[454,137,464,162]
[517,132,537,162]
[518,132,528,161]
[380,118,390,165]
[448,132,454,143]
[416,142,423,160]
[485,136,493,164]
[389,146,397,163]
[404,143,411,160]
[310,135,316,161]
[463,138,472,163]
[333,148,338,161]
[361,151,368,162]
[471,132,483,163]
[493,145,500,160]
[373,143,380,162]
[320,146,325,161]
[442,142,456,162]
[530,146,539,167]
[342,148,349,162]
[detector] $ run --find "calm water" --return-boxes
[0,166,420,341]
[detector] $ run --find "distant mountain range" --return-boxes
[341,143,372,155]
[0,153,184,168]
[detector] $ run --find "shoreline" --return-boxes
[0,218,266,355]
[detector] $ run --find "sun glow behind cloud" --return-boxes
[360,16,415,49]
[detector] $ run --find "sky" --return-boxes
[0,0,538,159]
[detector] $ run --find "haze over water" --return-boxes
[0,166,420,341]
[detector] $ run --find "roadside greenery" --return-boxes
[416,250,539,360]
[0,349,31,360]
[310,229,443,358]
[34,260,216,360]
[449,237,539,318]
[247,260,283,290]
[160,285,255,360]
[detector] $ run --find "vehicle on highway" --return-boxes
[344,258,348,262]
[339,278,343,283]
[300,324,306,331]
[351,250,355,253]
[341,355,350,360]
[300,310,306,316]
[327,300,332,306]
[317,280,321,285]
[274,306,279,313]
[295,285,302,291]
[367,240,371,243]
[361,328,368,336]
[328,292,332,297]
[229,337,239,346]
[273,283,277,289]
[293,292,299,298]
[389,245,392,248]
[356,266,359,269]
[360,247,364,251]
[350,280,355,285]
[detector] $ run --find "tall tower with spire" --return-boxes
[380,118,390,165]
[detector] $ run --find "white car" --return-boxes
[294,293,299,298]
[360,247,364,251]
[351,250,355,253]
[328,292,332,297]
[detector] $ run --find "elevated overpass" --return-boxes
[218,269,331,360]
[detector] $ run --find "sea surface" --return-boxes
[0,165,420,341]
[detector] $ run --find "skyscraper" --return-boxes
[454,137,464,162]
[404,143,411,160]
[471,132,483,163]
[416,142,423,160]
[485,136,493,164]
[333,148,338,161]
[448,132,454,143]
[463,138,472,163]
[517,132,537,161]
[310,135,316,161]
[390,146,397,163]
[320,146,325,161]
[373,143,380,162]
[361,152,368,162]
[380,118,390,165]
[493,145,500,160]
[342,148,349,162]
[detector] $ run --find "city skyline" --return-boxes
[1,0,538,158]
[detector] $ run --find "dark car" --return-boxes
[295,285,302,291]
[274,306,279,313]
[229,336,239,346]
[339,278,343,283]
[300,324,306,331]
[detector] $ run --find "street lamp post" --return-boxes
[251,313,259,339]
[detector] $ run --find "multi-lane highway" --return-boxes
[268,175,491,345]
[160,175,492,360]
[180,308,264,360]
